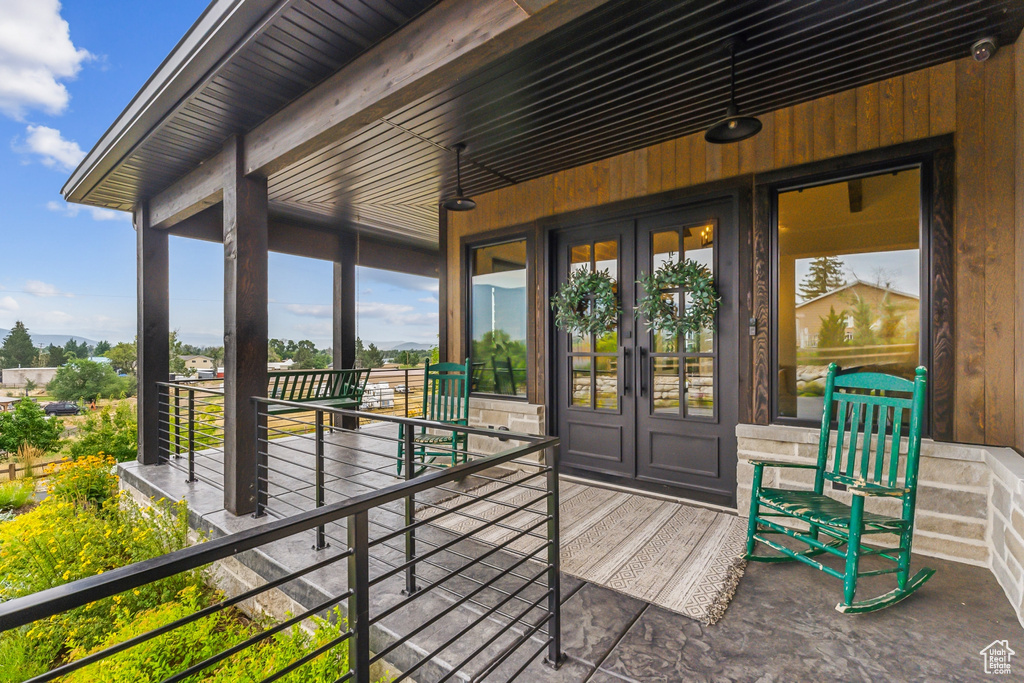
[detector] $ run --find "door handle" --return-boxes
[639,347,648,397]
[621,348,631,396]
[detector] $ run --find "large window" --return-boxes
[775,167,922,421]
[470,240,528,398]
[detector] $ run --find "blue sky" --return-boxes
[0,0,438,349]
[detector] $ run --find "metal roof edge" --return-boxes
[61,0,283,205]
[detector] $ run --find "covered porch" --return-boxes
[50,0,1024,678]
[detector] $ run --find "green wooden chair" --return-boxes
[397,358,471,477]
[745,363,934,613]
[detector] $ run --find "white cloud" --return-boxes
[21,125,84,171]
[283,304,331,318]
[283,301,438,327]
[0,296,18,312]
[0,0,92,119]
[23,280,72,298]
[46,199,130,222]
[418,296,438,304]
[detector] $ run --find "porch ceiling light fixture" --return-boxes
[443,142,476,212]
[705,40,761,144]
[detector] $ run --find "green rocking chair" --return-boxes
[397,359,471,477]
[745,363,935,613]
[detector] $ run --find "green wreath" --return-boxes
[550,268,621,336]
[636,258,719,337]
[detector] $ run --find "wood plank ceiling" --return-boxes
[83,0,1024,246]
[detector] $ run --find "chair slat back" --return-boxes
[816,364,927,491]
[421,359,470,426]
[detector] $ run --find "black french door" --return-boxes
[554,201,738,507]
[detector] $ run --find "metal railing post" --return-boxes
[254,401,267,518]
[314,411,328,550]
[404,368,409,418]
[186,391,196,483]
[172,386,181,458]
[403,424,418,595]
[157,383,169,463]
[348,510,371,683]
[544,444,565,669]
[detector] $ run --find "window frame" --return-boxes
[767,157,935,432]
[462,229,535,402]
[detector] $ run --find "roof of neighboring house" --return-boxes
[795,280,919,309]
[181,355,212,361]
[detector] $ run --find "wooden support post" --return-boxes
[136,201,169,466]
[334,232,357,430]
[223,136,268,516]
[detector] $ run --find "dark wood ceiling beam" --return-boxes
[243,0,613,177]
[166,203,439,278]
[150,146,228,228]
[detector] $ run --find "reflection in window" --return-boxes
[471,240,527,397]
[777,168,921,420]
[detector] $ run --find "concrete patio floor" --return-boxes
[121,424,1024,682]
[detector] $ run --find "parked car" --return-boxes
[44,401,81,416]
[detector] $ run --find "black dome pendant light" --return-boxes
[705,39,762,144]
[443,142,476,211]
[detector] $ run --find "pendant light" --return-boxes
[705,40,762,144]
[443,142,476,211]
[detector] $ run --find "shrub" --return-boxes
[0,398,63,455]
[0,479,34,511]
[47,455,118,507]
[0,491,196,671]
[68,402,138,463]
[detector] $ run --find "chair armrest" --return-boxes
[848,483,910,497]
[747,459,818,470]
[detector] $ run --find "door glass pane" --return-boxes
[595,355,618,410]
[471,240,528,397]
[594,240,619,351]
[570,244,591,272]
[777,168,921,420]
[683,224,715,352]
[685,356,714,418]
[652,230,680,270]
[652,357,680,414]
[571,357,591,408]
[652,292,679,354]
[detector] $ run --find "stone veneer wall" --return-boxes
[466,397,545,457]
[737,424,1024,627]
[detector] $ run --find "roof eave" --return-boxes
[61,0,283,207]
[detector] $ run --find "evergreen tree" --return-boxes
[0,322,36,369]
[46,343,67,367]
[848,293,877,347]
[816,306,848,349]
[798,256,847,301]
[94,340,111,356]
[355,338,385,369]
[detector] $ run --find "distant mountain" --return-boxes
[1,331,99,348]
[370,341,434,351]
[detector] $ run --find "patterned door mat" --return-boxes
[418,472,747,624]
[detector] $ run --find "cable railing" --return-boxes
[0,402,563,683]
[156,381,227,489]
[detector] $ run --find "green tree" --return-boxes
[68,401,138,462]
[798,256,847,301]
[0,398,63,454]
[104,342,137,375]
[429,346,440,364]
[877,293,906,344]
[47,359,130,401]
[848,293,877,347]
[23,379,37,397]
[63,339,88,360]
[817,306,848,349]
[169,331,187,375]
[0,322,37,369]
[45,344,67,367]
[354,338,385,369]
[93,340,111,356]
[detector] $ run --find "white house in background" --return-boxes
[0,367,59,389]
[268,359,295,371]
